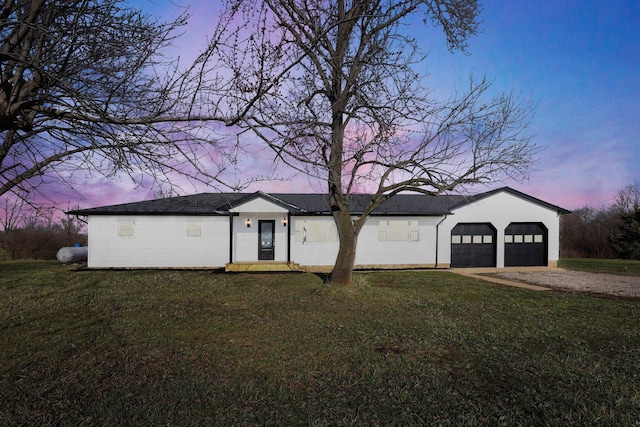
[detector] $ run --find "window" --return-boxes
[379,220,388,241]
[389,220,408,241]
[328,221,338,242]
[295,221,304,243]
[295,220,336,244]
[306,220,327,243]
[379,220,420,242]
[187,222,201,237]
[410,220,419,241]
[118,221,134,237]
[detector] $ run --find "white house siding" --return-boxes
[437,191,561,268]
[229,197,289,214]
[289,216,441,268]
[87,215,229,268]
[232,214,289,262]
[287,216,339,267]
[230,198,290,263]
[354,216,440,267]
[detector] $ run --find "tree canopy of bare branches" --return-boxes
[204,0,538,284]
[0,0,240,201]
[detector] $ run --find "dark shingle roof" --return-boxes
[67,187,570,216]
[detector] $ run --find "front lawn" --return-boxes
[559,257,640,276]
[1,261,639,425]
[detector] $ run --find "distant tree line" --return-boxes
[0,198,85,260]
[561,183,640,259]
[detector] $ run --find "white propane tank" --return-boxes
[56,246,88,263]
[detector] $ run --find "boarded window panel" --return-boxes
[118,221,134,237]
[389,220,409,241]
[379,220,387,241]
[295,221,304,243]
[483,235,493,244]
[452,235,462,244]
[187,222,201,237]
[306,220,327,243]
[328,221,338,242]
[410,220,419,241]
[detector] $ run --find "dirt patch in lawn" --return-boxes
[492,270,640,298]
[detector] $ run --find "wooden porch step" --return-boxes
[224,262,303,273]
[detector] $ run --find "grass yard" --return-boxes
[559,257,640,276]
[1,261,640,426]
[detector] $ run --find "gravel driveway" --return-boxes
[494,269,640,298]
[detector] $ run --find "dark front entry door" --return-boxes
[258,220,275,260]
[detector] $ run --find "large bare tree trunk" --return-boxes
[330,210,359,285]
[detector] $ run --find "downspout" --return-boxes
[434,214,448,268]
[228,214,234,264]
[286,212,292,264]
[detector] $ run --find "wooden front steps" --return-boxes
[225,262,303,273]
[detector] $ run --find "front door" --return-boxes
[258,220,275,260]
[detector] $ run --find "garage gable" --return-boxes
[440,188,565,268]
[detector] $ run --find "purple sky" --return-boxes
[31,1,640,213]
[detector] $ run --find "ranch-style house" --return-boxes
[68,187,570,271]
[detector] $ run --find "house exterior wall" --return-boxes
[288,216,339,266]
[87,215,229,268]
[355,216,440,267]
[84,190,563,270]
[289,215,441,268]
[436,192,562,268]
[232,214,289,262]
[230,198,290,263]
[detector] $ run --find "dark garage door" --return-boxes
[451,223,496,268]
[504,223,547,267]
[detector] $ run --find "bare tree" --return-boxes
[612,182,640,214]
[0,195,28,231]
[560,206,616,259]
[203,0,537,284]
[0,0,243,201]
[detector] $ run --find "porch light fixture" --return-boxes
[282,217,287,227]
[246,218,251,228]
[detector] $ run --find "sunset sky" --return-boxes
[56,1,640,212]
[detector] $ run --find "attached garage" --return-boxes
[504,222,547,267]
[450,223,496,268]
